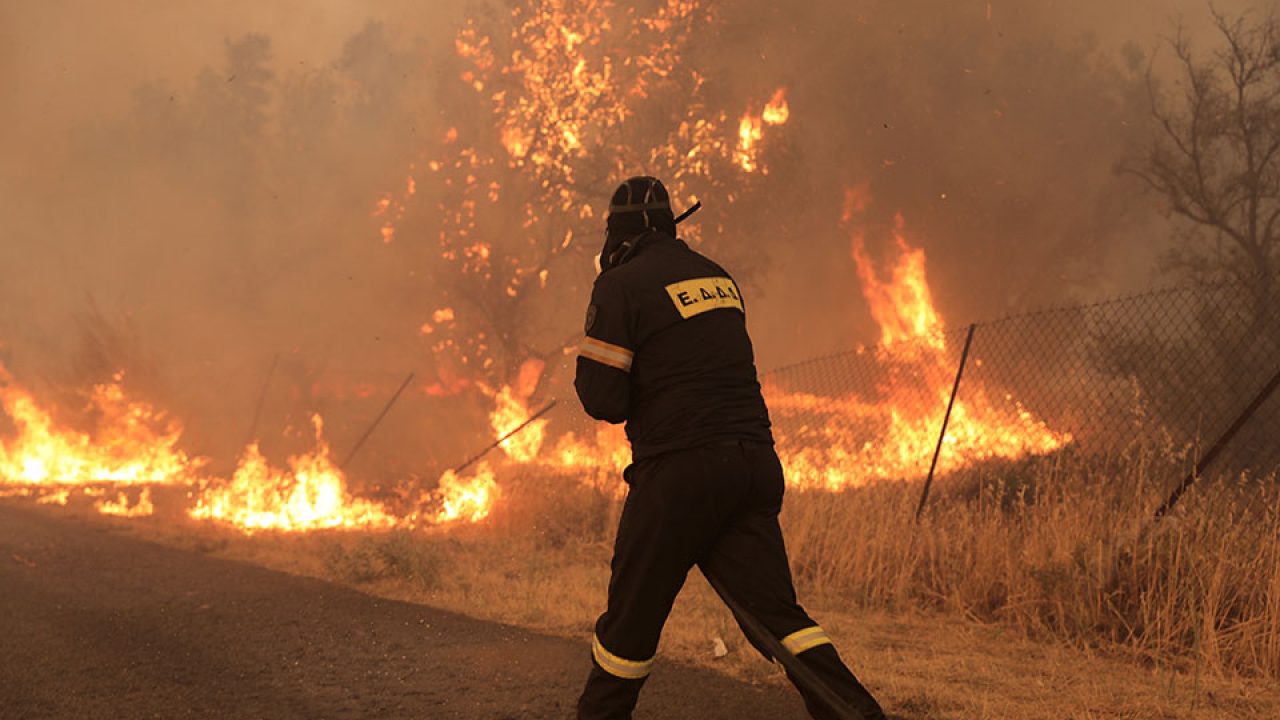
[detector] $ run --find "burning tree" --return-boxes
[380,0,794,397]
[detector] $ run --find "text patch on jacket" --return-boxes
[664,277,744,319]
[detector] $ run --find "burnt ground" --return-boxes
[0,503,813,720]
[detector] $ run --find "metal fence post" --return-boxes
[1154,361,1280,518]
[915,323,977,521]
[243,354,278,447]
[452,399,559,474]
[340,371,416,471]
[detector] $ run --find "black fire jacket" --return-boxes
[575,231,773,461]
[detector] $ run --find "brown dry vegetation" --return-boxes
[785,454,1280,680]
[74,449,1280,719]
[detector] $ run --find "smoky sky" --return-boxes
[0,0,1268,475]
[1,0,1256,196]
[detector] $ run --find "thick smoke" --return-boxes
[0,0,1264,479]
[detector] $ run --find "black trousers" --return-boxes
[577,441,885,720]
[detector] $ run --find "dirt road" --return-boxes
[0,504,811,719]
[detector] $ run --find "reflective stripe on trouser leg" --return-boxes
[592,633,655,680]
[780,625,833,657]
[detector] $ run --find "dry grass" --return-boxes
[782,450,1280,680]
[55,449,1280,718]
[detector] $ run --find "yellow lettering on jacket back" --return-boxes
[664,277,744,319]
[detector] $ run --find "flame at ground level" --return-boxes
[476,200,1070,492]
[0,364,1068,532]
[1,200,1070,529]
[96,488,154,518]
[0,368,202,487]
[759,199,1071,490]
[189,416,404,532]
[0,367,501,532]
[434,463,499,523]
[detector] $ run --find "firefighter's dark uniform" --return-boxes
[575,194,886,720]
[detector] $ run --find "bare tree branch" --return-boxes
[1133,4,1279,293]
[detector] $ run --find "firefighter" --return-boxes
[574,176,887,720]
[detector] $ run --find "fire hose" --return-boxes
[702,571,865,720]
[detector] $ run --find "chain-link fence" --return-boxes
[760,277,1280,495]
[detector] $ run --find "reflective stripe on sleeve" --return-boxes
[579,336,634,372]
[592,634,654,680]
[780,626,832,656]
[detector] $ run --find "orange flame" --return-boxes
[852,214,945,351]
[433,463,499,523]
[486,359,550,463]
[762,87,791,125]
[547,424,630,495]
[469,197,1065,495]
[764,199,1070,490]
[96,488,154,518]
[36,488,71,506]
[188,415,402,532]
[0,367,202,487]
[736,87,790,173]
[0,363,508,530]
